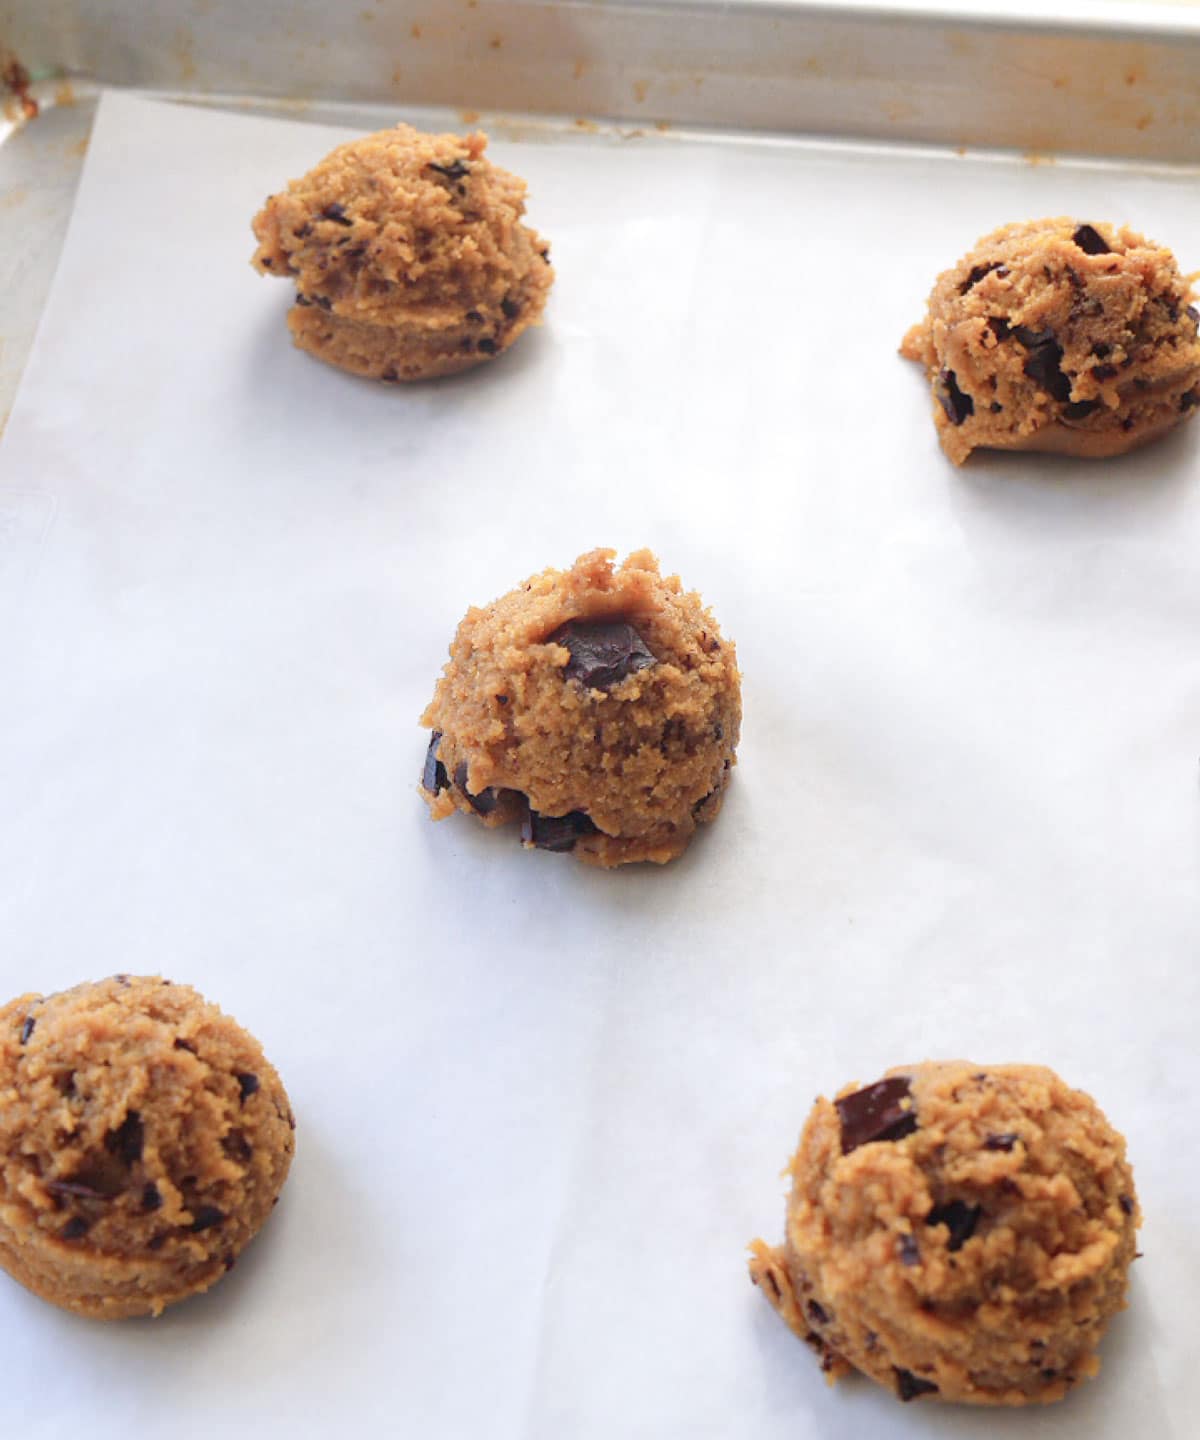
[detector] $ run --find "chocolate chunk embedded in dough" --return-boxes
[549,620,656,690]
[835,1076,917,1155]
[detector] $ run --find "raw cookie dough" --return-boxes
[749,1060,1139,1406]
[251,125,553,381]
[0,976,295,1319]
[419,548,741,867]
[901,217,1200,463]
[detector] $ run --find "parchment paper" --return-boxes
[0,91,1197,1439]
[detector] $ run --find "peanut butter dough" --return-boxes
[902,218,1200,463]
[252,124,553,381]
[419,549,741,867]
[749,1061,1139,1406]
[0,976,295,1319]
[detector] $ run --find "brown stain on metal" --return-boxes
[2,57,39,121]
[572,58,587,81]
[459,108,481,124]
[632,78,649,104]
[55,80,77,107]
[411,23,423,39]
[489,35,503,50]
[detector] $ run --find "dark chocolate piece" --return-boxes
[294,293,313,308]
[1072,224,1110,256]
[521,807,597,853]
[174,1037,198,1054]
[1092,363,1117,381]
[501,297,522,319]
[898,1233,920,1267]
[835,1076,917,1154]
[142,1183,162,1212]
[452,762,499,816]
[189,1205,226,1233]
[422,732,449,795]
[19,1016,34,1044]
[428,159,470,180]
[236,1072,260,1103]
[223,1131,253,1163]
[934,368,974,425]
[1187,304,1200,326]
[381,368,399,383]
[1181,389,1199,412]
[807,1299,829,1326]
[549,619,656,690]
[321,202,353,225]
[60,1217,90,1241]
[465,310,484,324]
[894,1368,938,1402]
[478,338,498,355]
[1063,399,1100,420]
[1014,327,1072,401]
[148,1231,167,1251]
[311,294,333,312]
[959,262,1008,294]
[926,1200,981,1252]
[987,316,1011,341]
[983,1133,1019,1152]
[1118,1193,1134,1216]
[105,1111,144,1166]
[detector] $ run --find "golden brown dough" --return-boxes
[902,218,1200,463]
[0,976,294,1319]
[749,1060,1139,1406]
[419,549,741,867]
[252,124,553,381]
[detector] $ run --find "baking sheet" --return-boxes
[1,89,1198,1438]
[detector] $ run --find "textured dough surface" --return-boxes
[901,217,1200,463]
[252,125,553,380]
[749,1060,1139,1406]
[0,976,295,1319]
[419,549,741,867]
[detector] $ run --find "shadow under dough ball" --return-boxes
[251,123,553,381]
[902,217,1200,463]
[0,976,295,1319]
[420,548,742,867]
[749,1060,1139,1406]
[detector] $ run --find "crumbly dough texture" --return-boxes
[252,124,553,381]
[901,217,1200,463]
[749,1061,1139,1406]
[0,976,295,1319]
[419,549,741,867]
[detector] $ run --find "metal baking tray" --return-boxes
[2,4,1199,1438]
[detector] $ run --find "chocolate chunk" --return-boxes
[465,310,484,324]
[898,1233,920,1267]
[987,316,1011,341]
[105,1111,144,1166]
[539,246,551,263]
[1092,341,1111,358]
[113,974,130,985]
[501,297,522,319]
[1188,304,1199,326]
[142,1183,162,1212]
[959,262,1007,294]
[189,1205,226,1233]
[926,1200,981,1251]
[1041,1367,1059,1381]
[45,1179,111,1202]
[381,368,400,383]
[496,694,509,706]
[428,159,470,180]
[236,1072,260,1103]
[1063,399,1100,420]
[148,1231,167,1251]
[294,293,313,308]
[422,732,449,795]
[989,401,1003,413]
[1181,389,1199,412]
[1072,224,1110,255]
[835,1076,917,1154]
[1119,1193,1134,1216]
[321,202,352,225]
[311,294,333,312]
[984,1132,1019,1152]
[755,1267,782,1303]
[1014,327,1072,401]
[549,619,656,690]
[452,761,499,816]
[521,807,597,853]
[478,338,498,355]
[807,1299,829,1326]
[1092,364,1117,381]
[223,1131,253,1163]
[174,1037,197,1054]
[894,1368,938,1402]
[19,1016,34,1044]
[934,368,974,425]
[61,1217,90,1241]
[260,257,274,268]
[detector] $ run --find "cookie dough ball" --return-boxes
[749,1061,1139,1406]
[0,976,295,1319]
[419,548,741,867]
[251,124,553,381]
[901,218,1200,463]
